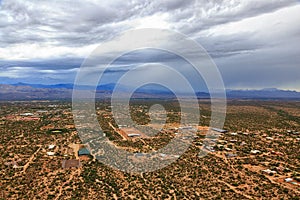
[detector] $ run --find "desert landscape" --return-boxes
[0,99,299,199]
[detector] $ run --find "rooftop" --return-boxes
[78,148,90,156]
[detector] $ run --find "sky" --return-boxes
[0,0,299,91]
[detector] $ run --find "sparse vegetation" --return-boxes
[0,100,299,199]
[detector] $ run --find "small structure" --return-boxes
[204,145,215,152]
[119,127,146,139]
[128,133,140,137]
[262,169,277,175]
[211,128,227,133]
[37,110,48,113]
[47,152,55,156]
[48,145,55,149]
[179,126,193,130]
[225,153,237,158]
[230,132,238,136]
[250,150,261,154]
[62,159,81,169]
[48,105,58,108]
[78,148,90,156]
[51,130,62,134]
[20,113,34,116]
[134,153,146,158]
[285,178,293,182]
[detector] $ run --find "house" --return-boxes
[134,153,146,158]
[47,152,55,156]
[211,128,227,133]
[20,113,34,116]
[48,105,58,108]
[250,150,261,154]
[285,178,293,182]
[225,153,237,158]
[179,126,193,130]
[128,133,140,137]
[37,110,48,113]
[62,159,81,169]
[134,153,151,158]
[262,169,277,175]
[204,146,215,152]
[51,130,62,134]
[78,148,90,156]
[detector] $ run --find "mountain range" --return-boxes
[0,83,300,100]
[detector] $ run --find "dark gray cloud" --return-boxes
[216,41,300,90]
[0,0,299,90]
[1,0,296,47]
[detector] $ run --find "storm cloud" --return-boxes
[0,0,299,90]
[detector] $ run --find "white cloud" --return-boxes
[0,42,98,60]
[0,0,299,90]
[0,66,33,78]
[0,0,298,60]
[129,13,171,29]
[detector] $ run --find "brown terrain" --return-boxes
[0,99,299,199]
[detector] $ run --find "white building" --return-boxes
[250,150,261,154]
[47,152,55,156]
[128,133,140,137]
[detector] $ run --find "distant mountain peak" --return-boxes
[227,88,300,99]
[1,83,300,100]
[261,88,279,92]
